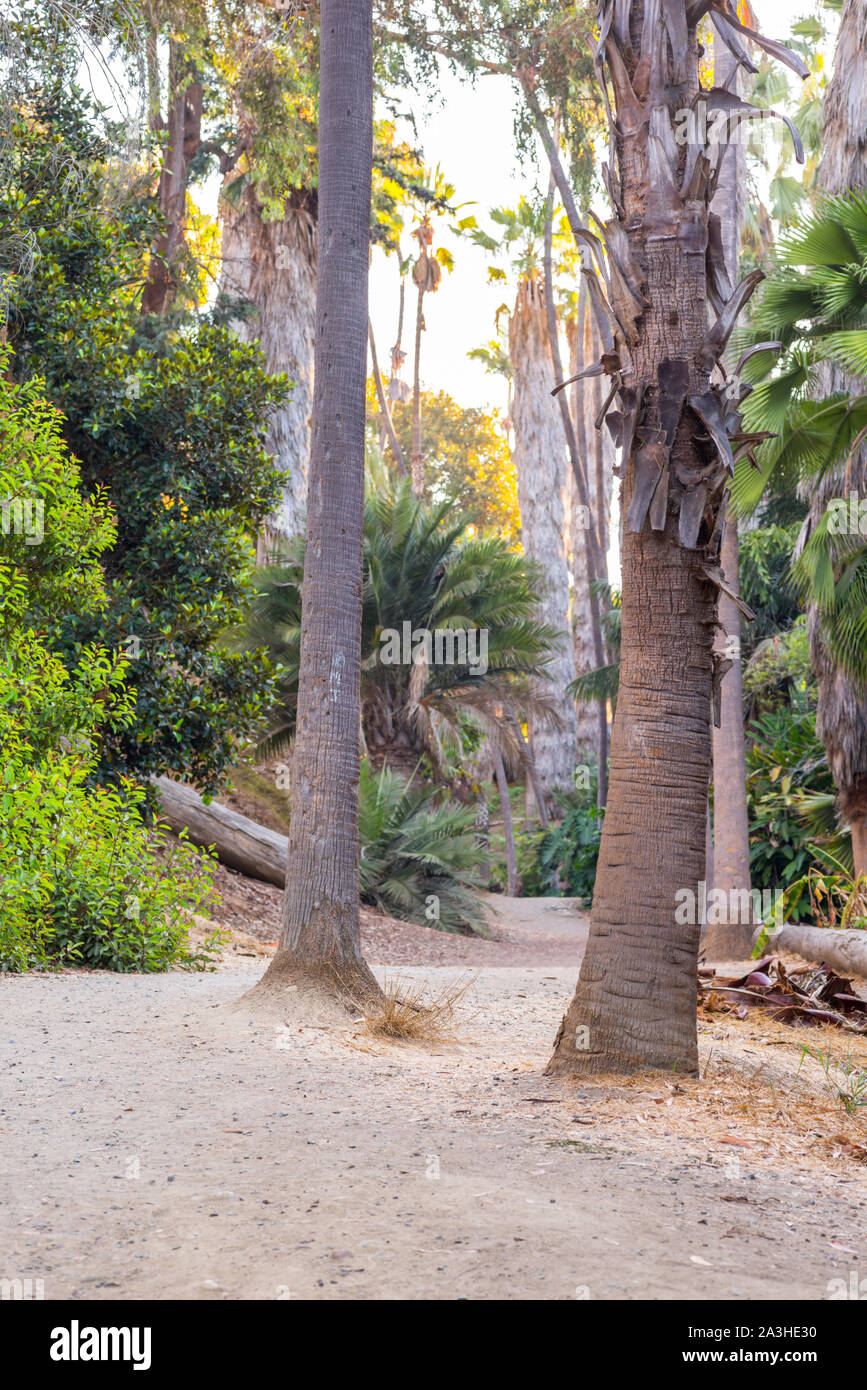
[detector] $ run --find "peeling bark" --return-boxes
[220,185,316,544]
[509,276,579,808]
[547,0,805,1074]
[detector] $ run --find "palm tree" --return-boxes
[230,474,561,781]
[734,187,867,872]
[358,761,489,932]
[545,0,808,1076]
[252,0,379,1009]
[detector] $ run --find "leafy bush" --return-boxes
[358,760,488,934]
[5,86,285,793]
[518,768,603,903]
[745,707,843,917]
[0,369,218,972]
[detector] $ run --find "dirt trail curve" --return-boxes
[1,898,865,1301]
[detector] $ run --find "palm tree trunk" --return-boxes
[256,0,379,1005]
[219,186,316,545]
[705,34,754,960]
[509,275,579,810]
[410,283,425,497]
[548,1,743,1075]
[806,0,867,875]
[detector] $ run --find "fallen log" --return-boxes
[774,924,867,982]
[153,776,288,887]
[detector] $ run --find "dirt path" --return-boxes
[2,903,866,1301]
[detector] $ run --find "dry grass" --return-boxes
[354,972,476,1043]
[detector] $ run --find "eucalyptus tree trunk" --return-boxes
[805,0,867,876]
[493,747,518,896]
[220,185,316,545]
[547,0,806,1074]
[508,275,579,809]
[256,0,379,1005]
[141,39,202,317]
[705,36,754,960]
[567,297,614,784]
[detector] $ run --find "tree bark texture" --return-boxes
[545,0,802,1072]
[509,275,578,808]
[220,185,317,543]
[262,0,378,1000]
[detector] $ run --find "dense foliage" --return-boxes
[0,369,218,972]
[5,88,286,792]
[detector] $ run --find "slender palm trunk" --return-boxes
[220,186,316,545]
[806,0,867,875]
[257,0,378,1004]
[706,36,754,959]
[509,275,579,809]
[410,284,425,497]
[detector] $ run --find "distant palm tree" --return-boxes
[230,474,562,781]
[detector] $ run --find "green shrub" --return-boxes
[6,86,285,793]
[0,369,219,972]
[745,707,843,917]
[358,760,488,934]
[518,767,603,902]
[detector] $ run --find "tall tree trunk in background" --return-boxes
[805,0,867,876]
[546,0,805,1074]
[509,275,578,810]
[220,185,316,547]
[254,0,379,1007]
[567,292,613,802]
[705,36,754,960]
[493,747,518,896]
[141,39,202,317]
[368,319,408,474]
[543,180,610,807]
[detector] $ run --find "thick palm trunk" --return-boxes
[545,0,790,1074]
[257,0,378,1004]
[509,276,578,808]
[141,40,202,317]
[806,0,867,875]
[706,35,754,959]
[220,186,316,544]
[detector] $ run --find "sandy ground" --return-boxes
[2,898,866,1301]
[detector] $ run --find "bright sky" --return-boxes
[368,0,824,414]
